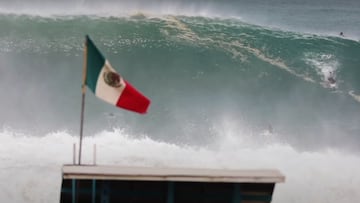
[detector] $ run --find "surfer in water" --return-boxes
[339,32,344,37]
[328,71,336,84]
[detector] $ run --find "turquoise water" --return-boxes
[0,1,360,202]
[0,14,359,150]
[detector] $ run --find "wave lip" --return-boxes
[1,1,359,40]
[0,1,231,18]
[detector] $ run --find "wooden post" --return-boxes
[93,144,97,165]
[73,143,76,165]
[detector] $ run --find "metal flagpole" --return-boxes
[78,37,88,165]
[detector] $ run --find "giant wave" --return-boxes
[0,11,360,203]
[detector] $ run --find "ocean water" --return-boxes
[0,0,360,202]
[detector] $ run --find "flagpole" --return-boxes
[79,37,88,165]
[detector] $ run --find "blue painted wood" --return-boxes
[101,181,110,203]
[72,179,76,203]
[232,183,242,203]
[92,179,96,203]
[243,194,272,202]
[167,182,174,203]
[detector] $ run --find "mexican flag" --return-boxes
[84,35,150,114]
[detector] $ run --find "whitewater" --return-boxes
[1,129,360,203]
[1,0,360,202]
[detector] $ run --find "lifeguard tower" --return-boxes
[60,164,284,203]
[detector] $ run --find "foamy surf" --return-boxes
[1,129,360,203]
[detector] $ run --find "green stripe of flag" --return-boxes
[85,35,106,92]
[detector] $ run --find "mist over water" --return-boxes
[0,0,360,203]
